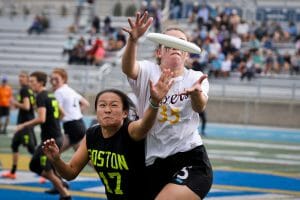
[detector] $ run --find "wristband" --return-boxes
[149,98,159,110]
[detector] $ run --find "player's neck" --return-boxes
[171,67,184,77]
[101,124,123,138]
[37,87,46,93]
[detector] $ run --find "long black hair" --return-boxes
[94,89,138,121]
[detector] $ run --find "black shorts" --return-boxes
[63,118,86,145]
[11,127,36,154]
[29,136,63,175]
[0,106,9,117]
[145,145,213,200]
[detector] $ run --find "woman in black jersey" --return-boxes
[42,69,173,200]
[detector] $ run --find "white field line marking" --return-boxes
[204,139,300,151]
[209,154,300,165]
[206,194,295,200]
[209,150,260,156]
[275,154,300,160]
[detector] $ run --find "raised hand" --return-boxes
[122,11,153,42]
[149,68,174,105]
[42,138,60,162]
[182,74,208,96]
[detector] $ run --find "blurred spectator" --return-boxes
[240,53,255,81]
[252,49,264,74]
[69,36,87,65]
[221,53,232,78]
[229,9,240,32]
[230,33,242,51]
[0,77,13,134]
[62,35,77,57]
[188,2,199,23]
[148,1,162,33]
[264,50,275,75]
[290,50,300,75]
[27,15,49,34]
[74,0,85,30]
[248,33,260,51]
[287,21,298,38]
[91,15,100,33]
[197,4,209,27]
[86,37,105,66]
[170,0,182,19]
[209,54,223,78]
[103,16,115,36]
[106,29,127,51]
[282,51,292,73]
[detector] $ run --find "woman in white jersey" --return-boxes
[50,68,90,152]
[122,12,213,200]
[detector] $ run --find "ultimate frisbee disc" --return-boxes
[146,32,201,54]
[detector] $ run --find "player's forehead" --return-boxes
[19,73,28,78]
[98,92,122,103]
[29,76,37,82]
[164,29,187,41]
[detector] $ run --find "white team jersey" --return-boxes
[128,60,209,165]
[54,84,83,122]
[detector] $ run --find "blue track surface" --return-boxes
[202,123,300,143]
[3,111,300,199]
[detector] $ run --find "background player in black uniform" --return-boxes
[42,69,173,200]
[2,72,36,179]
[16,71,71,200]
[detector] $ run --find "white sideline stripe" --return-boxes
[209,150,260,156]
[209,154,300,165]
[275,154,300,160]
[209,149,300,161]
[206,194,295,200]
[204,139,300,151]
[83,186,106,193]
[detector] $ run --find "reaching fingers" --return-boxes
[159,68,172,83]
[138,11,148,24]
[42,138,56,149]
[136,12,142,24]
[128,18,134,28]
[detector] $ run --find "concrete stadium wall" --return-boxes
[207,97,300,128]
[83,94,300,129]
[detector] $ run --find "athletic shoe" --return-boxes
[45,181,69,195]
[1,172,16,179]
[59,196,72,200]
[39,177,46,184]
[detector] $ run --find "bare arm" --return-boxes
[122,12,153,80]
[128,69,173,141]
[16,107,46,132]
[13,97,30,110]
[79,96,90,111]
[183,74,208,113]
[42,137,89,181]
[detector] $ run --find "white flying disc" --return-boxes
[146,32,201,54]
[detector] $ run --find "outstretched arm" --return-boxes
[182,74,208,113]
[121,11,153,80]
[128,69,173,141]
[42,137,89,181]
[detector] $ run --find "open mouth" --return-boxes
[170,52,181,56]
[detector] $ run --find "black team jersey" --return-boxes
[17,85,35,124]
[36,90,62,141]
[86,122,146,200]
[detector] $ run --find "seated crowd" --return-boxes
[62,16,126,66]
[27,14,50,34]
[170,1,300,80]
